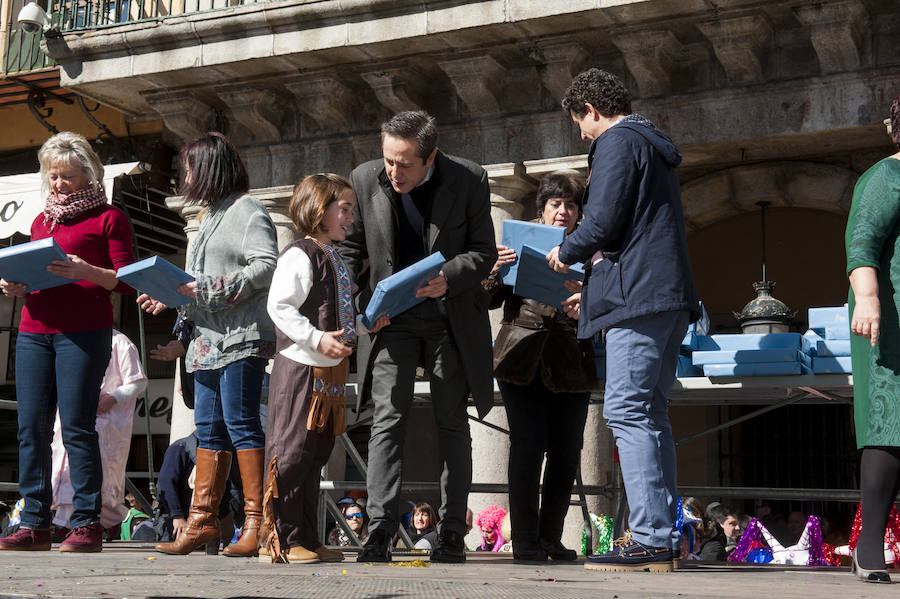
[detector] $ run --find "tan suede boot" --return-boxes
[223,448,265,557]
[156,448,232,555]
[285,545,320,563]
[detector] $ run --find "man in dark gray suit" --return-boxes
[339,111,496,563]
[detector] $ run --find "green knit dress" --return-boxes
[846,157,900,449]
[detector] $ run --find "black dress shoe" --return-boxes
[539,538,577,562]
[430,529,466,563]
[513,542,548,562]
[356,529,391,563]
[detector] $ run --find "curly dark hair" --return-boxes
[534,171,585,217]
[891,94,900,149]
[561,68,631,119]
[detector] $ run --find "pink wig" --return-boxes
[476,505,507,552]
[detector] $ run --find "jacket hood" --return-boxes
[615,117,682,168]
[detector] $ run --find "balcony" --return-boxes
[3,0,282,76]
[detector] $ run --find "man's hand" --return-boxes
[415,271,448,298]
[172,517,186,539]
[546,246,570,273]
[561,293,581,320]
[563,279,582,294]
[151,340,186,362]
[317,330,353,358]
[97,392,117,414]
[137,293,168,315]
[368,315,391,334]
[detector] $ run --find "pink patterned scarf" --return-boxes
[43,187,107,232]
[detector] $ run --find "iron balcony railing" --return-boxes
[2,0,282,75]
[1,0,55,76]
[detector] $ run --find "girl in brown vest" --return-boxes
[259,174,388,563]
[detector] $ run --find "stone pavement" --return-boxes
[0,543,894,599]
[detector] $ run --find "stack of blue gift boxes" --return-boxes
[677,304,852,378]
[802,305,852,374]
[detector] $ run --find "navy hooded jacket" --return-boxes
[558,119,700,338]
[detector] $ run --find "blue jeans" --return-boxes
[193,357,266,451]
[603,310,689,550]
[16,329,112,530]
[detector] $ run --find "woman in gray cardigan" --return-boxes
[140,133,278,557]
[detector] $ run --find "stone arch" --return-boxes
[681,161,857,234]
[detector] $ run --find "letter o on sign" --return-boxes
[0,201,22,222]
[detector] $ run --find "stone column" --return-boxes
[163,196,203,444]
[577,402,618,554]
[464,163,535,550]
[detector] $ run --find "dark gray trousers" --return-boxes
[365,300,472,537]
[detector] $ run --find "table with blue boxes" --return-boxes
[679,305,851,378]
[590,303,853,407]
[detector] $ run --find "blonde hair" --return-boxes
[38,132,105,195]
[289,173,352,236]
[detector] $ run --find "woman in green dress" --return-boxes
[846,94,900,584]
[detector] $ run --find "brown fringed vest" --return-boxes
[275,238,348,435]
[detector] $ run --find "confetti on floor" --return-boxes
[388,559,429,568]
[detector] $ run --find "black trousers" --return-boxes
[500,376,589,546]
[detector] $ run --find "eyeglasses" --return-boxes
[345,513,363,520]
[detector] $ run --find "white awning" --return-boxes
[0,162,142,240]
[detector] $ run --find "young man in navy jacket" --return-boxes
[548,68,700,572]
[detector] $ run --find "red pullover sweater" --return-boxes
[20,204,134,334]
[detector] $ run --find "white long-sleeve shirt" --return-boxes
[266,245,366,366]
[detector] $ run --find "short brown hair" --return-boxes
[535,171,585,217]
[289,173,352,236]
[381,111,437,160]
[411,501,439,528]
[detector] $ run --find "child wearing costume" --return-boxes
[260,174,387,563]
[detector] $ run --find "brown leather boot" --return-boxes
[223,447,265,557]
[156,448,232,555]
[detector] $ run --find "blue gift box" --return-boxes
[808,305,849,330]
[0,237,71,292]
[808,305,850,340]
[691,348,799,366]
[710,333,803,351]
[498,220,565,286]
[802,330,824,355]
[677,355,703,377]
[824,324,851,340]
[689,301,711,336]
[703,362,803,377]
[811,356,853,374]
[513,244,583,308]
[362,252,446,329]
[116,256,195,307]
[681,332,719,352]
[816,339,851,357]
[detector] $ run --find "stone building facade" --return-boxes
[36,0,900,549]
